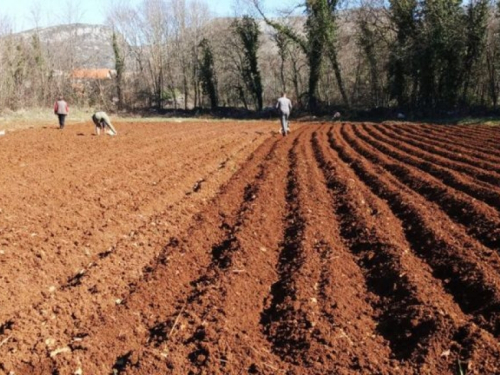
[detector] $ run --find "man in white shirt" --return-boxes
[276,92,292,136]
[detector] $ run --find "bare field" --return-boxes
[0,120,499,374]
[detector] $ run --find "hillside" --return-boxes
[16,23,117,69]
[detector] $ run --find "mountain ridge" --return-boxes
[15,23,117,69]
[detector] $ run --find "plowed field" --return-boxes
[1,120,500,374]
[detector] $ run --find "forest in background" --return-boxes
[0,0,500,118]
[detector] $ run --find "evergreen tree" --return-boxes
[417,0,464,109]
[232,16,263,111]
[388,0,418,109]
[112,31,125,109]
[356,10,382,107]
[256,0,347,111]
[461,0,489,104]
[198,38,218,109]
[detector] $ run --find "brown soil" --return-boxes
[0,121,499,374]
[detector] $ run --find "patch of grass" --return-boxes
[0,107,244,132]
[456,117,500,126]
[118,117,235,123]
[0,107,97,131]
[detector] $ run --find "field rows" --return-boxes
[0,121,499,374]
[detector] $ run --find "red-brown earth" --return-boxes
[0,120,499,374]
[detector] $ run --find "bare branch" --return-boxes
[250,0,308,53]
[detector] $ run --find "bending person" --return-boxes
[92,111,117,136]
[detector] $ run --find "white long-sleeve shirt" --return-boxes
[276,96,292,115]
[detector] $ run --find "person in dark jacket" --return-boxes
[54,96,69,129]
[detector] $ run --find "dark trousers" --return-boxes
[58,114,66,129]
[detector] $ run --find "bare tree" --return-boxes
[58,0,86,25]
[252,0,350,110]
[28,2,44,30]
[107,0,172,109]
[107,0,147,108]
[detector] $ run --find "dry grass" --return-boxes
[0,107,97,132]
[0,108,257,133]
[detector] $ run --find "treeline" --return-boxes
[1,0,500,116]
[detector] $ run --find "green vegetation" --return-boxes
[199,38,218,110]
[232,16,263,111]
[2,1,500,117]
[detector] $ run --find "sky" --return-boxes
[1,0,300,32]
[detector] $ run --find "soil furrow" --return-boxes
[0,124,267,323]
[359,124,500,214]
[399,123,500,159]
[300,126,399,373]
[396,122,500,142]
[81,130,299,375]
[141,131,299,374]
[330,126,500,347]
[371,124,500,188]
[342,124,500,258]
[452,124,500,143]
[417,123,500,147]
[389,123,500,166]
[260,138,312,363]
[56,135,262,291]
[314,128,500,373]
[0,126,284,374]
[381,124,500,175]
[145,140,284,374]
[0,130,265,328]
[332,125,500,372]
[383,124,500,185]
[3,120,500,374]
[259,129,383,373]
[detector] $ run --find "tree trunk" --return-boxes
[328,46,350,108]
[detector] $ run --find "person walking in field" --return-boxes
[54,96,69,129]
[276,92,292,136]
[92,111,118,136]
